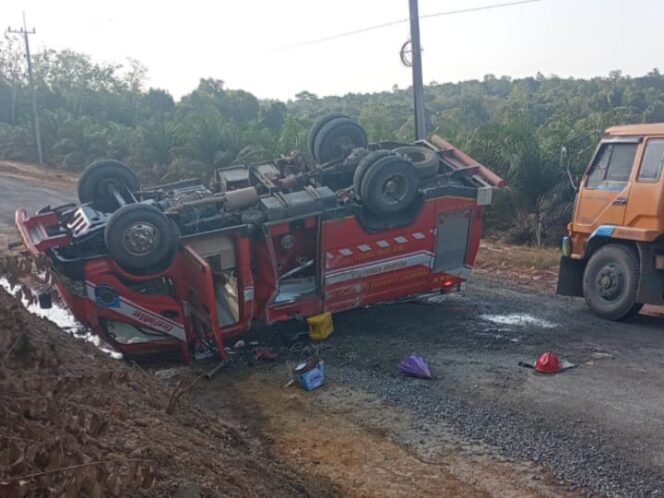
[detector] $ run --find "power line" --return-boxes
[276,0,540,51]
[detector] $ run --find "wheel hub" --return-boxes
[332,136,354,158]
[381,174,407,205]
[596,264,624,300]
[122,222,160,256]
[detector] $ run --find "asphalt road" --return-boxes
[0,175,75,224]
[225,277,664,498]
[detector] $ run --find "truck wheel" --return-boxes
[308,113,349,159]
[104,204,177,274]
[313,117,368,164]
[78,159,140,212]
[582,244,642,320]
[360,155,418,216]
[352,150,393,200]
[394,145,440,178]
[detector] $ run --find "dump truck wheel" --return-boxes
[360,155,418,216]
[582,244,642,320]
[105,204,177,274]
[394,145,440,178]
[353,150,394,200]
[308,113,349,159]
[313,117,368,164]
[78,159,140,212]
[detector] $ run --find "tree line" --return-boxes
[2,39,664,245]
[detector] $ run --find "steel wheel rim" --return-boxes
[122,221,160,256]
[595,263,625,301]
[332,136,354,159]
[380,174,408,205]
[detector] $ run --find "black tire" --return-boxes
[582,244,642,321]
[308,113,349,159]
[312,117,368,164]
[104,204,177,274]
[394,145,440,178]
[78,159,140,212]
[353,150,394,200]
[360,155,418,216]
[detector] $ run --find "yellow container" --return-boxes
[307,312,334,340]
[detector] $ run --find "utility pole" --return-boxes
[408,0,427,140]
[7,13,44,165]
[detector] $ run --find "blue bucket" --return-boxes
[294,359,325,391]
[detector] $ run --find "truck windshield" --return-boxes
[586,143,638,189]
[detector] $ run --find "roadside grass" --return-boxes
[474,240,560,290]
[477,241,560,271]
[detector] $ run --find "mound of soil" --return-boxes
[0,288,336,498]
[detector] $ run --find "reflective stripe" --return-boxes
[325,251,433,285]
[591,225,616,238]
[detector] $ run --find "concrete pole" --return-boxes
[408,0,427,140]
[8,13,44,165]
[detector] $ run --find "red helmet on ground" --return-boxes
[535,352,562,374]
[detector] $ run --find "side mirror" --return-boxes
[560,145,578,192]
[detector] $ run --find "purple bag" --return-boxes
[399,354,432,379]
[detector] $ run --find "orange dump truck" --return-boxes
[557,124,664,320]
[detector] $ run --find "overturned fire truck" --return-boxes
[15,114,504,361]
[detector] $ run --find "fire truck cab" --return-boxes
[16,115,503,361]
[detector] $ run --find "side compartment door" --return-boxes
[264,217,323,322]
[433,209,472,279]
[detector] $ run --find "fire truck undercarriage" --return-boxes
[15,114,504,362]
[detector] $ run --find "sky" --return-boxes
[2,0,664,101]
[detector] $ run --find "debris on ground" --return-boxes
[154,367,180,380]
[292,358,326,391]
[519,351,576,374]
[0,288,336,497]
[254,347,278,361]
[307,312,334,341]
[399,354,432,379]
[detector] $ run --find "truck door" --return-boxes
[182,232,254,357]
[624,137,664,227]
[574,139,640,233]
[181,247,222,358]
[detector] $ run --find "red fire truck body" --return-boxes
[15,127,503,362]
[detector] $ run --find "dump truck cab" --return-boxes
[557,123,664,319]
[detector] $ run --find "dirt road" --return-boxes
[2,167,664,497]
[0,175,74,224]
